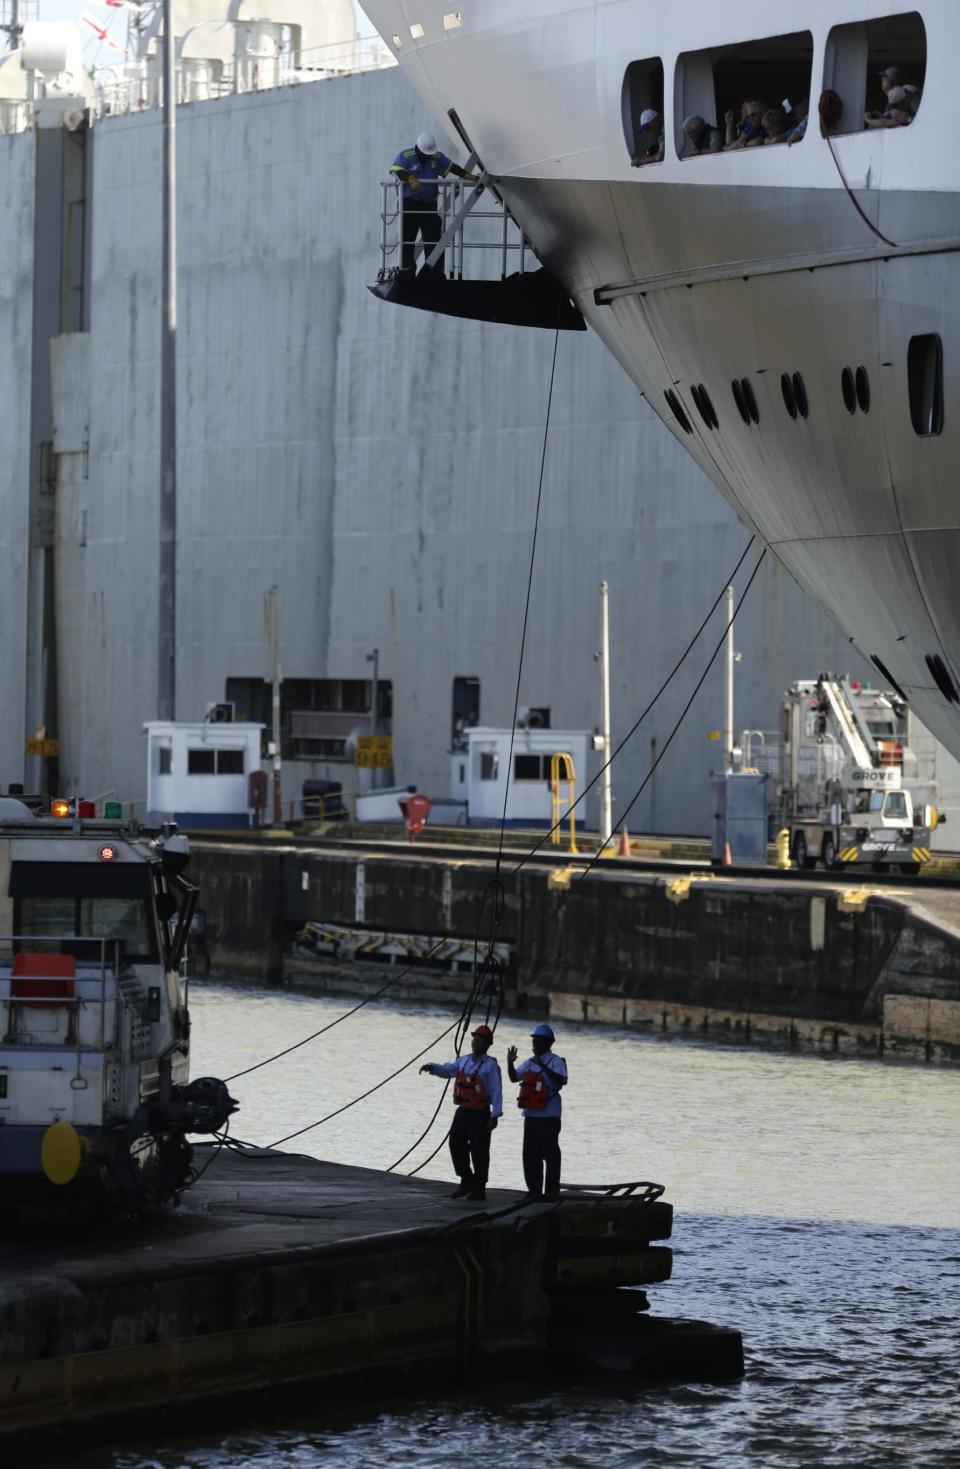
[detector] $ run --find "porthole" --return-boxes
[691,383,718,430]
[841,366,856,414]
[731,379,750,425]
[741,378,759,424]
[664,388,692,434]
[925,653,958,704]
[871,654,908,703]
[792,372,808,419]
[780,373,797,419]
[855,365,870,413]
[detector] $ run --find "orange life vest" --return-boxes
[517,1065,550,1111]
[453,1067,489,1110]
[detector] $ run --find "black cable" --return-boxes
[510,534,756,875]
[223,933,452,1082]
[268,1012,465,1148]
[187,1116,231,1187]
[565,548,767,895]
[497,325,561,879]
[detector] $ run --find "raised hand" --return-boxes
[507,1045,518,1065]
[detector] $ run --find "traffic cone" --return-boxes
[618,827,631,857]
[722,841,733,866]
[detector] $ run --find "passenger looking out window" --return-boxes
[761,107,790,144]
[784,97,809,145]
[724,100,766,149]
[631,108,664,166]
[865,82,919,128]
[682,115,723,156]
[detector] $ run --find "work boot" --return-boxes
[466,1186,487,1202]
[450,1181,472,1199]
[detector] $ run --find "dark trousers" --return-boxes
[401,204,444,275]
[449,1106,491,1186]
[523,1116,562,1197]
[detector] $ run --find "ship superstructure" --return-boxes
[363,2,960,763]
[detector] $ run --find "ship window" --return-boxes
[780,374,797,419]
[793,372,809,419]
[622,58,664,166]
[908,334,943,436]
[871,655,908,703]
[740,378,759,424]
[731,379,750,425]
[841,366,857,414]
[664,389,692,434]
[855,366,871,413]
[691,384,718,429]
[925,653,958,704]
[675,30,812,157]
[823,13,926,136]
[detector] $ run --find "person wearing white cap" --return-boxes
[390,132,478,277]
[631,107,663,167]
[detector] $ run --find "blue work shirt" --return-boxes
[390,146,453,206]
[516,1051,568,1119]
[425,1054,503,1117]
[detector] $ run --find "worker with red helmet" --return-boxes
[507,1023,568,1201]
[420,1023,502,1201]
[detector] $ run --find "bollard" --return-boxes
[775,828,791,869]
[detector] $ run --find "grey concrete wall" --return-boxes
[0,130,34,789]
[10,69,866,829]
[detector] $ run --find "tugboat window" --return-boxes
[622,58,664,166]
[823,13,926,136]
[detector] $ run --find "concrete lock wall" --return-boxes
[0,129,35,787]
[3,67,957,830]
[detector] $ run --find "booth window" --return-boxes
[675,31,813,156]
[480,752,498,781]
[823,13,925,136]
[622,58,664,165]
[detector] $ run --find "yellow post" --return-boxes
[775,827,791,869]
[550,753,578,854]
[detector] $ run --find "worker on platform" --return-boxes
[420,1023,502,1201]
[507,1024,568,1201]
[390,132,478,278]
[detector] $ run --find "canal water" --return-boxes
[76,981,960,1468]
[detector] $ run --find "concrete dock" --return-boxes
[189,834,960,1063]
[0,1150,742,1437]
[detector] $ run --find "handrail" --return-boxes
[378,178,535,283]
[0,935,126,1081]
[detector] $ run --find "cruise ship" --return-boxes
[363,4,960,759]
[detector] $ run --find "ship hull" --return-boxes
[362,0,960,756]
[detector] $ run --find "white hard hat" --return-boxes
[416,131,438,155]
[639,108,659,128]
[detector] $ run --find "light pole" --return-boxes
[598,581,613,849]
[366,648,379,789]
[724,584,734,772]
[267,586,282,825]
[158,0,177,721]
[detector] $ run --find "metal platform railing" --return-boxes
[378,175,535,283]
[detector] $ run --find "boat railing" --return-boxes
[378,176,535,283]
[0,936,128,1083]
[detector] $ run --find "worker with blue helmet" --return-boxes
[507,1023,568,1201]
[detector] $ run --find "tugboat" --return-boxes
[0,792,235,1214]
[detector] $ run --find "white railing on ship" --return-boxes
[0,36,396,133]
[378,178,532,283]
